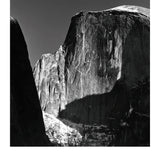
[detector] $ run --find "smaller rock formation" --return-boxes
[33,46,66,116]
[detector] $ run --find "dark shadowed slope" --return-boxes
[10,17,51,146]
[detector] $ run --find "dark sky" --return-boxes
[11,0,150,67]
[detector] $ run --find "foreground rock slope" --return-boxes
[43,112,82,146]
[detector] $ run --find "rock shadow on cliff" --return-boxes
[59,80,130,125]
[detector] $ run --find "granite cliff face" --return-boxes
[33,46,66,117]
[33,6,150,126]
[64,6,149,104]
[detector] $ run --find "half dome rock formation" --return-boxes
[64,5,149,105]
[33,6,150,125]
[10,17,51,146]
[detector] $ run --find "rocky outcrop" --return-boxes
[43,112,82,146]
[10,17,51,146]
[33,6,150,126]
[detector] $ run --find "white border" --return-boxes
[0,0,159,160]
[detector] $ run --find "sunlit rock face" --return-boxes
[33,6,150,125]
[43,112,82,146]
[64,6,150,105]
[33,46,66,116]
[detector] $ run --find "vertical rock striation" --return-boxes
[33,46,66,116]
[64,6,149,105]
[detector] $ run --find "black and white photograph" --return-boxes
[10,0,150,147]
